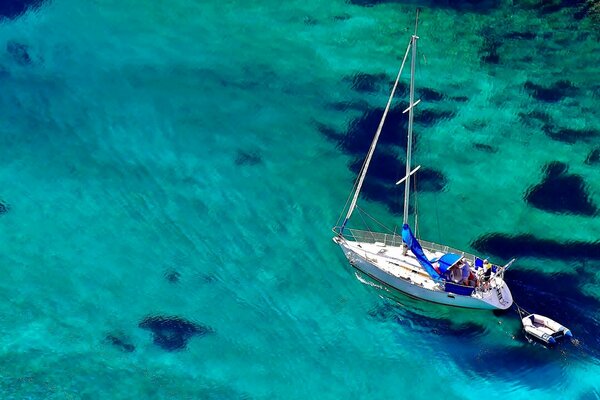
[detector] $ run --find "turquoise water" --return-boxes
[0,0,599,398]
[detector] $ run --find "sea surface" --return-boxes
[0,0,599,399]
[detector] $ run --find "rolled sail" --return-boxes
[401,224,441,280]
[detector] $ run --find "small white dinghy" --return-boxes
[522,314,573,345]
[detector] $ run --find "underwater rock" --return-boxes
[344,72,395,93]
[508,268,600,320]
[139,315,213,351]
[472,143,497,153]
[303,16,318,25]
[349,153,447,192]
[342,107,408,154]
[369,301,485,338]
[585,148,600,165]
[347,0,500,11]
[579,390,600,400]
[105,333,135,353]
[333,13,351,21]
[349,151,402,183]
[480,37,501,64]
[418,168,447,192]
[518,110,551,127]
[6,41,31,65]
[235,150,262,166]
[359,180,403,214]
[315,122,344,142]
[504,31,537,40]
[525,161,596,215]
[164,269,181,284]
[0,0,45,20]
[451,96,469,102]
[417,108,455,126]
[471,232,600,261]
[329,99,370,112]
[506,266,600,358]
[419,87,444,101]
[0,200,9,214]
[456,344,565,389]
[523,80,576,102]
[326,104,454,156]
[542,124,598,144]
[350,165,445,213]
[201,274,217,283]
[532,0,587,16]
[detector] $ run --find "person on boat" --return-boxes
[460,261,470,286]
[482,259,492,289]
[483,260,492,279]
[467,271,478,287]
[450,262,462,283]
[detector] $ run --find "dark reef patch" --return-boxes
[315,122,344,142]
[456,344,566,388]
[472,143,497,153]
[0,0,45,20]
[344,72,396,93]
[505,267,600,357]
[342,107,407,154]
[518,110,552,127]
[523,80,577,102]
[419,87,444,101]
[330,99,370,113]
[235,150,262,166]
[480,36,501,64]
[417,108,455,126]
[579,389,600,400]
[452,96,469,102]
[349,151,403,183]
[0,200,9,215]
[525,161,596,215]
[164,269,181,284]
[370,300,569,389]
[333,13,351,21]
[326,105,454,156]
[105,333,135,353]
[505,31,537,40]
[542,124,598,144]
[349,153,447,193]
[201,273,217,283]
[417,168,447,192]
[347,0,501,12]
[360,180,404,214]
[6,41,31,65]
[369,301,485,339]
[303,16,318,25]
[471,233,600,261]
[585,148,600,165]
[319,101,451,212]
[139,316,213,351]
[528,0,588,19]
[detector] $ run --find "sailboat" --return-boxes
[332,12,514,310]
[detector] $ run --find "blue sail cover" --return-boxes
[401,224,441,280]
[437,253,461,275]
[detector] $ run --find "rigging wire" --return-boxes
[336,170,362,228]
[413,170,419,238]
[356,205,396,234]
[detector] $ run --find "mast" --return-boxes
[340,39,413,233]
[402,10,419,228]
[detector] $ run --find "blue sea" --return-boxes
[1,0,599,398]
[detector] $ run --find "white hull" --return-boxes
[334,236,513,310]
